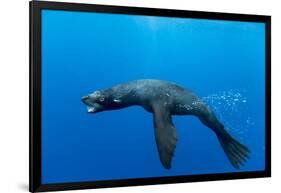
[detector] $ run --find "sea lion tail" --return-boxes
[217,130,250,169]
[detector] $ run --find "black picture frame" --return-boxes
[29,1,271,192]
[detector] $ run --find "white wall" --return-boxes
[0,0,279,192]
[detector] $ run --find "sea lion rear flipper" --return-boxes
[216,130,250,169]
[152,103,177,169]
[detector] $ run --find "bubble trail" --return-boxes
[200,89,253,140]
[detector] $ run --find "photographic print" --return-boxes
[30,1,270,192]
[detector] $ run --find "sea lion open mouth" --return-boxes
[86,103,103,113]
[81,95,104,113]
[87,106,95,113]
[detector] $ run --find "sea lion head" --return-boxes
[81,90,122,113]
[81,90,107,113]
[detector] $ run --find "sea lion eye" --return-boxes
[99,97,105,102]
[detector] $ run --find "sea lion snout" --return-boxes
[81,95,89,102]
[81,95,93,106]
[81,91,101,103]
[81,92,105,113]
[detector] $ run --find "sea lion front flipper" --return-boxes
[152,103,177,169]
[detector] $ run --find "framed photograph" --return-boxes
[30,1,271,192]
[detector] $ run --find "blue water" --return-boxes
[41,9,265,184]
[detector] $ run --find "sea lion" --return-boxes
[81,79,250,169]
